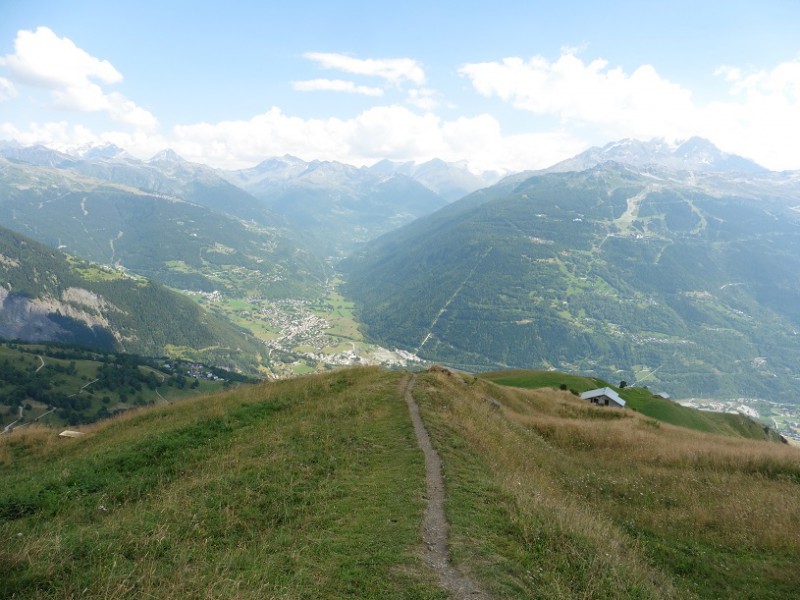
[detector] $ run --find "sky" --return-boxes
[0,0,799,174]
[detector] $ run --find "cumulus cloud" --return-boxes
[0,120,99,149]
[459,52,698,140]
[5,39,800,174]
[303,52,425,85]
[0,26,157,129]
[705,58,800,170]
[291,78,384,96]
[0,102,587,174]
[459,51,800,171]
[406,88,442,111]
[163,105,583,173]
[0,77,17,101]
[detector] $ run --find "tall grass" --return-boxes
[3,366,798,598]
[414,369,800,599]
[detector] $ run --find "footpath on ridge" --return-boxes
[404,374,491,599]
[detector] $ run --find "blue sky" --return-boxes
[1,0,799,172]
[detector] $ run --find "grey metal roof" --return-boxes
[579,387,626,407]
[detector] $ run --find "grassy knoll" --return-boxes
[414,369,800,599]
[4,366,798,598]
[480,370,780,441]
[0,368,444,599]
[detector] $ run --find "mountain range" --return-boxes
[544,136,769,174]
[2,136,799,600]
[0,140,487,373]
[3,136,800,406]
[344,138,800,402]
[0,141,480,258]
[0,155,327,300]
[223,155,493,253]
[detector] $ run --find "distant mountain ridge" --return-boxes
[0,141,485,255]
[224,156,454,253]
[0,155,328,299]
[546,136,768,174]
[343,145,800,402]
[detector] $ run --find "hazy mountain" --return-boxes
[545,136,768,174]
[0,158,329,299]
[1,142,488,255]
[70,141,132,161]
[0,225,264,371]
[226,157,449,253]
[223,154,311,189]
[0,141,78,169]
[368,158,493,201]
[343,158,800,402]
[0,142,279,226]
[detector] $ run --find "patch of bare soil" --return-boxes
[405,375,491,599]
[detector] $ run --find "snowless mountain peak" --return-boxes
[148,148,186,163]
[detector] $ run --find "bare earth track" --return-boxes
[405,374,491,599]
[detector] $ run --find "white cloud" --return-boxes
[5,43,800,174]
[0,120,98,148]
[163,105,582,173]
[0,104,586,174]
[0,26,157,129]
[406,88,441,111]
[303,52,425,85]
[0,26,121,88]
[704,58,800,170]
[459,51,800,171]
[0,77,17,101]
[291,78,384,97]
[459,52,698,140]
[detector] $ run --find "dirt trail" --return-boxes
[405,375,491,599]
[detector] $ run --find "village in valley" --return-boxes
[191,281,424,379]
[678,397,800,444]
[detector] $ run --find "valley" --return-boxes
[194,279,423,377]
[3,9,800,599]
[3,137,800,432]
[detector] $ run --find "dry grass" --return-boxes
[415,368,800,599]
[4,366,798,598]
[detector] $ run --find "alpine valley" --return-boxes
[3,137,800,598]
[344,138,800,414]
[2,137,800,434]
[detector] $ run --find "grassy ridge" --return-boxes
[2,367,798,598]
[415,369,800,599]
[480,370,781,441]
[0,368,444,599]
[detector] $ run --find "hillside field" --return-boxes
[1,367,798,599]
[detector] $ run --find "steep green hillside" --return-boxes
[0,225,265,372]
[0,160,328,298]
[1,367,798,599]
[480,369,783,441]
[344,163,800,402]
